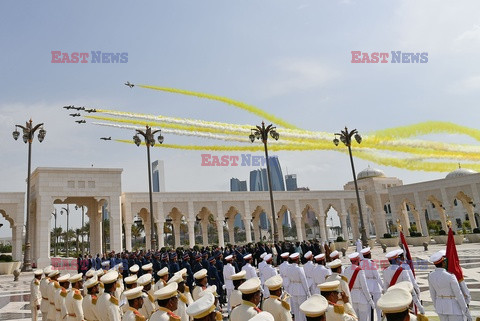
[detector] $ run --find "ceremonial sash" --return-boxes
[348,267,362,291]
[389,267,404,287]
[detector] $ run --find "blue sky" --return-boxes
[1,1,480,235]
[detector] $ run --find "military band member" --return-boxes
[97,271,122,321]
[40,266,53,321]
[150,282,181,321]
[186,292,221,321]
[83,276,101,321]
[47,269,60,321]
[123,286,146,321]
[318,281,357,321]
[262,275,292,321]
[260,254,277,298]
[230,270,246,310]
[299,294,329,321]
[428,251,471,321]
[230,277,262,321]
[66,273,84,321]
[138,273,156,319]
[311,254,330,294]
[359,247,383,321]
[383,250,411,292]
[193,269,209,301]
[287,252,310,321]
[56,273,71,321]
[31,269,43,321]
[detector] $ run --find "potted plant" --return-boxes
[466,228,480,243]
[379,233,399,247]
[334,236,348,252]
[405,231,430,246]
[0,255,21,275]
[433,230,464,245]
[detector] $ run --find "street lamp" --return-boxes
[75,205,85,255]
[51,210,57,257]
[133,126,164,251]
[61,205,70,257]
[249,121,280,243]
[12,119,46,271]
[333,127,368,246]
[165,218,174,248]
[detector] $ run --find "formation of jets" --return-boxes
[69,113,81,117]
[63,105,85,111]
[100,137,112,140]
[125,81,134,88]
[75,120,86,124]
[85,108,96,113]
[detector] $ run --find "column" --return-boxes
[440,188,450,230]
[227,221,235,244]
[145,221,152,250]
[400,206,410,231]
[468,183,479,229]
[187,220,195,248]
[156,220,164,248]
[294,216,304,242]
[124,222,132,251]
[244,201,252,243]
[216,220,225,247]
[89,204,102,256]
[340,214,349,241]
[201,220,209,246]
[253,219,260,242]
[465,205,477,229]
[12,225,22,262]
[36,196,52,268]
[174,221,181,248]
[317,199,326,241]
[374,195,387,240]
[109,196,122,252]
[277,210,284,241]
[414,192,428,236]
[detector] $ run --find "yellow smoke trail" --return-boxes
[135,85,298,129]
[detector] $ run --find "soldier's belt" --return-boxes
[42,297,49,300]
[68,313,77,317]
[56,308,61,311]
[437,295,455,299]
[50,302,55,305]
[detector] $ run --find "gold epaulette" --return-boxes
[60,289,68,298]
[184,285,190,292]
[179,293,188,304]
[215,311,223,321]
[133,309,146,321]
[99,282,104,288]
[92,296,98,305]
[110,295,119,306]
[54,281,61,289]
[333,304,345,314]
[280,300,290,311]
[73,289,82,300]
[148,293,155,303]
[340,275,348,283]
[34,279,40,286]
[417,314,429,321]
[168,311,181,321]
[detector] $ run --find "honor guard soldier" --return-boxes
[142,263,153,276]
[359,247,383,321]
[428,251,471,321]
[66,273,84,321]
[242,254,257,279]
[123,286,146,321]
[40,266,53,321]
[84,269,97,296]
[343,252,375,321]
[121,275,139,314]
[176,268,194,304]
[325,260,356,319]
[223,255,236,311]
[169,274,191,321]
[138,273,156,319]
[56,273,71,321]
[262,275,292,321]
[96,270,105,296]
[47,269,60,321]
[299,294,328,321]
[287,252,311,321]
[377,288,420,321]
[193,269,209,301]
[387,281,428,321]
[230,277,262,321]
[383,250,411,292]
[303,251,316,294]
[83,276,101,321]
[186,292,221,321]
[260,254,277,298]
[329,250,340,261]
[318,281,357,321]
[249,312,275,321]
[97,271,122,321]
[278,252,291,295]
[229,270,247,310]
[31,269,43,321]
[156,267,170,291]
[182,254,195,289]
[130,264,140,276]
[258,253,268,287]
[311,254,330,294]
[151,282,181,321]
[397,249,426,315]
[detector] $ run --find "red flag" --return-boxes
[400,231,415,276]
[446,227,464,282]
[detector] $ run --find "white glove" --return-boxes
[222,284,226,290]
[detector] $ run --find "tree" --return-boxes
[75,228,81,255]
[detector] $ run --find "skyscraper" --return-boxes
[230,178,247,191]
[152,160,166,192]
[285,174,298,191]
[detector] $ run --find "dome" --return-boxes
[357,167,386,180]
[445,168,477,179]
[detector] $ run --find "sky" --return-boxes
[1,0,480,236]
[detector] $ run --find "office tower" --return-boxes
[285,174,298,191]
[152,160,166,192]
[230,178,247,191]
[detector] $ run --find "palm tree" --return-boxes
[63,229,76,257]
[51,227,63,256]
[75,228,81,255]
[131,224,142,243]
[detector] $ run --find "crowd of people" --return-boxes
[29,239,473,321]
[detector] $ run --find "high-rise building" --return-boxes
[285,174,298,191]
[152,160,166,192]
[230,178,247,191]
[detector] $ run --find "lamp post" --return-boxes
[75,205,85,256]
[249,122,280,243]
[165,218,174,248]
[61,205,70,257]
[51,210,57,257]
[133,126,164,251]
[333,127,368,246]
[12,119,46,272]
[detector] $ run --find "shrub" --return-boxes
[383,233,392,239]
[410,232,422,237]
[336,236,344,242]
[0,254,13,262]
[439,230,446,236]
[473,228,480,234]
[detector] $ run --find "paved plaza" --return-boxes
[0,242,479,321]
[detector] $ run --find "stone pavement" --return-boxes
[1,242,479,321]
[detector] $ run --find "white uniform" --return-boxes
[459,280,471,305]
[30,278,41,321]
[325,303,357,321]
[65,288,84,321]
[360,259,383,321]
[154,279,167,292]
[54,287,68,321]
[343,265,374,321]
[223,263,235,311]
[262,295,293,321]
[429,267,470,321]
[40,278,50,321]
[278,262,291,294]
[82,294,100,321]
[96,293,121,321]
[286,263,310,321]
[311,264,331,294]
[123,307,146,321]
[47,281,59,321]
[400,262,425,313]
[325,273,356,319]
[230,289,242,309]
[258,261,267,281]
[175,292,192,321]
[302,260,316,294]
[150,306,180,321]
[192,285,207,301]
[139,291,156,319]
[382,264,410,292]
[261,264,278,298]
[230,301,259,321]
[242,263,257,279]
